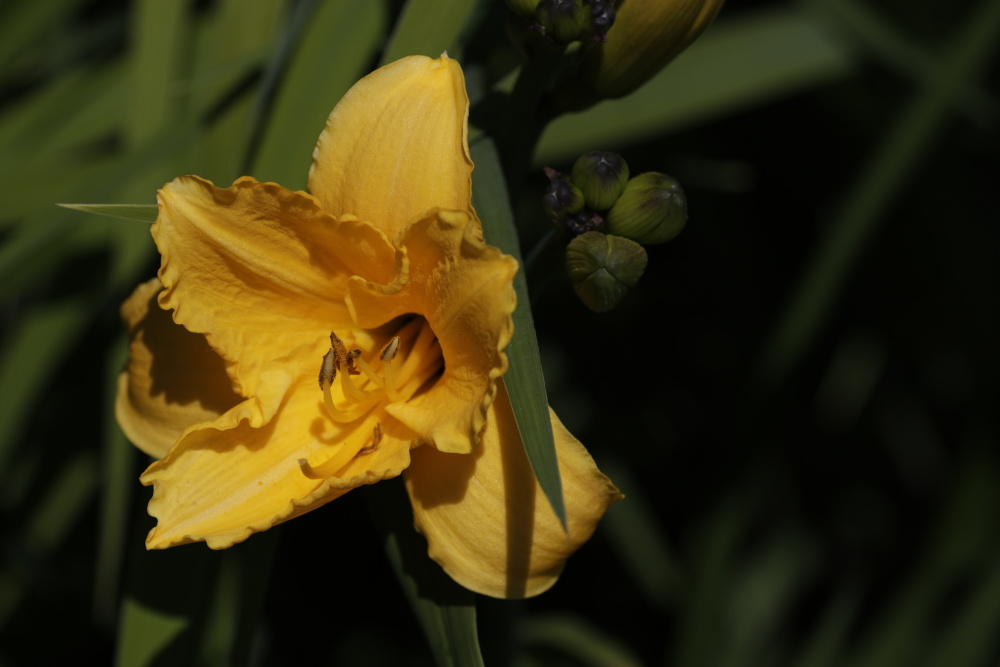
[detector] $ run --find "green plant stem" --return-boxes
[752,0,1000,395]
[496,45,565,204]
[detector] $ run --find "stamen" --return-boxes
[321,371,370,424]
[319,335,372,424]
[395,321,437,394]
[353,357,385,389]
[329,332,360,375]
[380,336,402,402]
[339,349,372,403]
[358,423,383,455]
[299,423,383,479]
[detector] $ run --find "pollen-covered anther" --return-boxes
[318,331,407,424]
[380,336,402,402]
[318,349,337,390]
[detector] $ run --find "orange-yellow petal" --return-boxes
[153,175,395,396]
[116,278,242,459]
[347,209,517,454]
[308,55,473,239]
[404,381,622,598]
[141,339,416,549]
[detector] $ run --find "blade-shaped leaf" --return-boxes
[250,0,388,186]
[470,137,567,528]
[380,0,477,65]
[537,9,855,164]
[367,479,483,667]
[57,204,158,223]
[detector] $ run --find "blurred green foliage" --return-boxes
[1,0,998,665]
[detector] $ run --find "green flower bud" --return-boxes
[571,151,629,211]
[566,231,647,312]
[505,0,542,20]
[606,172,687,244]
[535,0,590,44]
[550,0,726,111]
[542,168,586,221]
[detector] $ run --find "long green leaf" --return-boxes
[520,615,643,667]
[470,137,566,528]
[752,0,1000,394]
[537,9,855,163]
[116,547,218,667]
[0,301,91,480]
[93,340,135,631]
[380,0,477,65]
[367,480,483,667]
[126,0,188,147]
[57,204,158,223]
[251,0,388,186]
[0,0,86,71]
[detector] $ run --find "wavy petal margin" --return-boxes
[153,175,395,396]
[141,347,415,549]
[347,210,517,454]
[116,278,243,459]
[404,381,622,598]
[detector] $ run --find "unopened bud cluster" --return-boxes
[505,0,616,45]
[543,151,689,312]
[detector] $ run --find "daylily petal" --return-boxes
[141,338,415,549]
[116,278,242,459]
[348,209,517,454]
[308,55,473,239]
[154,175,395,396]
[404,382,623,599]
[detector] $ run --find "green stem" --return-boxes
[496,46,565,203]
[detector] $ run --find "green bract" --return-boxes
[565,231,647,312]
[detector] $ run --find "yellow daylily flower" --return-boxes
[116,55,621,599]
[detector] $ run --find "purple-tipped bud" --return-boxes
[582,0,616,39]
[571,151,630,211]
[542,171,586,222]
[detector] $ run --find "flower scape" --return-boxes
[115,55,621,599]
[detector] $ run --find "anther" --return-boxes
[380,337,400,362]
[319,332,374,423]
[380,336,402,402]
[318,349,336,390]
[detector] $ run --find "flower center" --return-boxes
[317,330,401,425]
[297,317,441,480]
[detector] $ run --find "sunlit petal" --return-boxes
[141,338,415,549]
[348,209,517,454]
[308,55,473,239]
[154,175,395,396]
[404,382,623,598]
